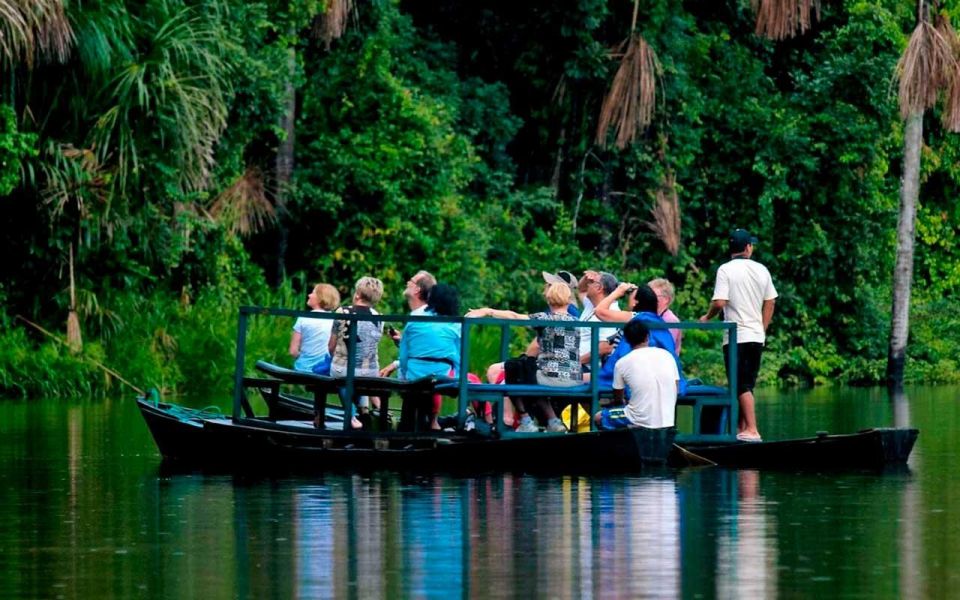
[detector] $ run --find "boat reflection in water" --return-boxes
[149,462,919,598]
[204,470,779,598]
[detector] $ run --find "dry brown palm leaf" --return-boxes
[646,171,681,256]
[0,0,74,67]
[66,244,82,352]
[942,62,960,131]
[209,167,276,237]
[314,0,354,49]
[897,20,954,118]
[935,14,960,131]
[596,33,660,149]
[752,0,821,40]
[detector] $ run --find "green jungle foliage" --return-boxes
[0,0,958,398]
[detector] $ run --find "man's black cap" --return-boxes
[729,228,758,252]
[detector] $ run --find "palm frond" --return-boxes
[91,7,230,194]
[596,33,660,149]
[752,0,821,40]
[0,0,74,67]
[209,166,276,237]
[897,20,954,118]
[314,0,354,49]
[935,14,960,132]
[646,171,681,256]
[40,141,109,223]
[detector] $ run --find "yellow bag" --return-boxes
[561,404,591,433]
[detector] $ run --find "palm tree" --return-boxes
[272,0,354,280]
[754,0,959,387]
[889,0,959,387]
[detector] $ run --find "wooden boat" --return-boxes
[135,395,675,472]
[681,428,919,469]
[135,306,920,472]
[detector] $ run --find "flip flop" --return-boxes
[736,433,763,443]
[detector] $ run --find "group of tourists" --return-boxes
[288,228,777,441]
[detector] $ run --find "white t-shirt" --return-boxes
[613,346,680,428]
[292,310,333,360]
[578,300,621,358]
[712,258,778,345]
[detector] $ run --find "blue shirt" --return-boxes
[599,312,686,394]
[399,309,461,380]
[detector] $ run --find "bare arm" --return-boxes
[699,299,727,322]
[762,298,776,331]
[327,326,338,355]
[525,338,539,357]
[289,331,302,358]
[465,307,529,320]
[595,283,634,322]
[612,388,626,406]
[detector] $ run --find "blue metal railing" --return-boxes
[233,306,739,440]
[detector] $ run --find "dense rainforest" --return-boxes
[0,0,958,398]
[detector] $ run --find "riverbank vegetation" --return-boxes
[1,1,959,398]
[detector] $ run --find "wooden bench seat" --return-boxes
[252,361,442,430]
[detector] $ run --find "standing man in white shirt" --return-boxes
[699,229,777,442]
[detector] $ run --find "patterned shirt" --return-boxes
[331,305,382,372]
[529,311,582,383]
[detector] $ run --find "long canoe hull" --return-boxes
[138,399,918,472]
[137,398,674,473]
[681,428,919,469]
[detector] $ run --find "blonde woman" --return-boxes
[290,283,341,374]
[328,277,385,427]
[467,282,581,433]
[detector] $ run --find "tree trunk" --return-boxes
[887,111,923,388]
[274,44,296,283]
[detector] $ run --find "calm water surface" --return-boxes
[0,386,958,599]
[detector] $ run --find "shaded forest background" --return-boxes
[1,0,958,397]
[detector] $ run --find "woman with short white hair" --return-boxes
[328,276,384,427]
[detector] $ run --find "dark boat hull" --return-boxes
[681,428,919,469]
[136,399,211,460]
[138,399,918,472]
[137,398,674,473]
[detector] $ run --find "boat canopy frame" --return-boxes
[233,306,740,443]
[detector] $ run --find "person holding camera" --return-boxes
[593,283,685,393]
[379,270,436,377]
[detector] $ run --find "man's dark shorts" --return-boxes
[723,342,764,395]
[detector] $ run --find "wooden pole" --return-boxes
[15,314,145,396]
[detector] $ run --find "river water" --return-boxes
[0,386,957,599]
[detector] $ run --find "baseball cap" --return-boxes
[729,228,758,252]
